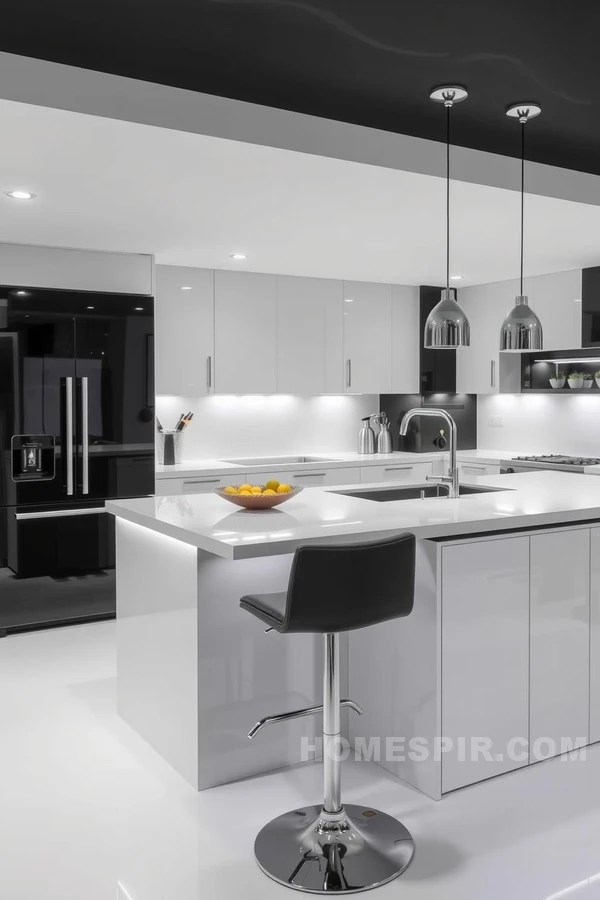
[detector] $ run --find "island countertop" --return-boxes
[106,471,600,560]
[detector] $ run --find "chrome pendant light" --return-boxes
[500,104,544,351]
[424,85,471,349]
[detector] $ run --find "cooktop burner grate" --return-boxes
[514,455,600,466]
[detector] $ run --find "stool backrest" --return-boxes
[282,533,416,633]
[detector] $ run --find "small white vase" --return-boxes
[568,377,584,389]
[595,378,600,389]
[549,378,565,389]
[583,380,594,389]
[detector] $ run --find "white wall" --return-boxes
[479,394,600,455]
[155,394,378,460]
[0,241,153,294]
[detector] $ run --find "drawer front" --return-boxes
[458,463,501,479]
[360,462,433,484]
[155,474,247,495]
[248,467,361,488]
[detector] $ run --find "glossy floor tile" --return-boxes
[1,621,600,899]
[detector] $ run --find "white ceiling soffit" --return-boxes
[1,97,600,286]
[0,50,600,207]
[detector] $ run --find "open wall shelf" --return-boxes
[520,348,600,393]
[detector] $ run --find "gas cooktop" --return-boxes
[514,455,600,466]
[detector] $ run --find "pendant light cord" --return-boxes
[446,103,451,292]
[520,121,525,296]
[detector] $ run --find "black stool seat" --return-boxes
[241,534,415,635]
[240,592,286,629]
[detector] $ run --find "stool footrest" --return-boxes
[248,698,363,740]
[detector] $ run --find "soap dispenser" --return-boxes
[358,416,376,454]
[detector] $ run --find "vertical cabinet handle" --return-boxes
[81,376,89,495]
[346,359,352,389]
[207,356,212,390]
[65,377,74,496]
[490,359,496,388]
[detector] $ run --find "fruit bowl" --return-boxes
[215,484,303,510]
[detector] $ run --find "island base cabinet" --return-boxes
[529,529,590,759]
[590,528,600,744]
[441,536,530,794]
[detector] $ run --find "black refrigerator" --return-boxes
[0,285,154,635]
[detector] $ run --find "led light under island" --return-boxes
[107,470,600,799]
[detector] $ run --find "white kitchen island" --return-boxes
[107,471,600,798]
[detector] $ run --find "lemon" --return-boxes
[223,486,238,495]
[250,487,263,495]
[239,490,252,496]
[262,489,277,496]
[277,484,292,494]
[265,479,280,492]
[238,483,252,494]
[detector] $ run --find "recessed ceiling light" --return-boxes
[450,275,463,280]
[574,297,582,302]
[230,253,247,260]
[134,307,144,311]
[181,286,192,290]
[87,306,95,309]
[345,298,354,303]
[15,290,28,296]
[4,190,36,200]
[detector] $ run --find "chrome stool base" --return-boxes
[254,803,414,893]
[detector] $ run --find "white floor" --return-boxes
[1,623,600,900]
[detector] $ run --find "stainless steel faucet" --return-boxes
[399,408,459,498]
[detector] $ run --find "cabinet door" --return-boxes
[456,278,522,395]
[277,276,343,394]
[530,529,590,758]
[155,266,214,396]
[528,270,582,352]
[591,528,600,744]
[391,285,420,393]
[441,536,530,793]
[342,282,392,393]
[214,271,277,393]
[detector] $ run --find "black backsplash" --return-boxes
[379,394,478,453]
[420,286,456,392]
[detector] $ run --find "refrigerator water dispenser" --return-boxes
[11,434,55,482]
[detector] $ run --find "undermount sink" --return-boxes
[332,483,507,503]
[220,456,338,467]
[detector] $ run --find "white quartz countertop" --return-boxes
[107,471,600,560]
[155,448,525,479]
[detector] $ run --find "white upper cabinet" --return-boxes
[214,270,278,394]
[277,275,343,394]
[155,265,215,396]
[457,270,582,394]
[527,269,582,351]
[342,281,392,393]
[456,277,531,395]
[391,284,420,394]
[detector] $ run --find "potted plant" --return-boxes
[583,373,594,389]
[549,370,566,389]
[595,370,600,388]
[567,371,585,389]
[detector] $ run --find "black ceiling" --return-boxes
[3,0,600,174]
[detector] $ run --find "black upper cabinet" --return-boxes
[582,267,600,347]
[419,286,456,393]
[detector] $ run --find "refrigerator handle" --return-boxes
[65,377,74,496]
[81,376,89,495]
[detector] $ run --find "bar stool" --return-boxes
[240,533,416,894]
